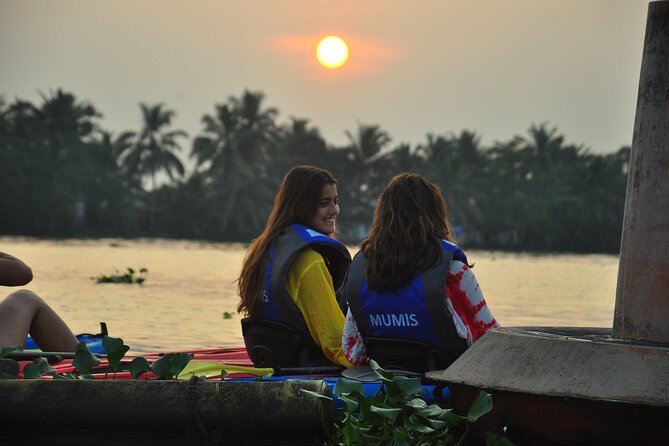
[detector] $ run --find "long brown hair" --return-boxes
[361,173,455,292]
[237,165,338,316]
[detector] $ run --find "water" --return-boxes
[0,237,619,352]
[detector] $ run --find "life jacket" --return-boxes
[345,240,469,372]
[242,224,351,368]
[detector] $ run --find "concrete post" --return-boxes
[614,1,669,343]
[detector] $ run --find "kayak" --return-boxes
[24,322,109,354]
[17,327,452,408]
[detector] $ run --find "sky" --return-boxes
[0,0,650,163]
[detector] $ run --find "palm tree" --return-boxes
[519,123,585,250]
[228,90,278,166]
[117,103,187,233]
[31,90,102,233]
[276,117,329,169]
[341,123,392,239]
[416,130,488,242]
[118,103,187,191]
[345,123,392,168]
[191,90,279,239]
[380,142,422,174]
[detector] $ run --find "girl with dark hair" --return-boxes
[342,173,498,371]
[238,165,353,368]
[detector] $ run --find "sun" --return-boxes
[316,36,349,69]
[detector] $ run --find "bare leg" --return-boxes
[0,290,78,351]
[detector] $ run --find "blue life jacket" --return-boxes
[243,224,351,368]
[345,240,469,371]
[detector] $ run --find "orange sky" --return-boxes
[0,0,648,157]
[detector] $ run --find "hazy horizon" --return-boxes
[1,0,649,156]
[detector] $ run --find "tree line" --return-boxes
[0,88,629,253]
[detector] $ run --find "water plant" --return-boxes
[94,267,148,284]
[303,359,497,445]
[0,342,102,380]
[102,336,130,379]
[0,346,22,379]
[0,336,192,380]
[128,352,194,379]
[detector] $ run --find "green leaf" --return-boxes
[333,379,365,397]
[342,390,373,420]
[339,394,360,413]
[170,353,194,376]
[22,363,43,379]
[129,357,151,379]
[149,355,172,379]
[300,389,333,401]
[102,336,130,372]
[393,375,423,398]
[404,415,436,434]
[467,390,493,423]
[23,358,56,379]
[439,409,465,428]
[102,336,125,354]
[368,359,394,382]
[72,342,101,374]
[150,353,193,379]
[0,358,20,378]
[0,345,22,359]
[407,398,428,410]
[0,358,19,379]
[418,403,451,419]
[369,405,402,422]
[35,357,56,374]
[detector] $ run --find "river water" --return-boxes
[1,237,619,352]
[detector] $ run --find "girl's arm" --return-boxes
[287,249,354,367]
[444,260,498,345]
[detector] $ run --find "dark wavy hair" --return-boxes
[360,173,454,292]
[237,165,337,316]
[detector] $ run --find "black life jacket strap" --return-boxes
[345,252,368,334]
[422,249,467,355]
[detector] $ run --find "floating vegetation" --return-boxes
[302,359,503,445]
[0,337,192,381]
[94,267,147,285]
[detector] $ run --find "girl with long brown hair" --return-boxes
[238,165,353,368]
[342,173,498,371]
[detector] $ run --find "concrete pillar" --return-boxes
[614,1,669,343]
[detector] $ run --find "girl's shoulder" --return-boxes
[292,247,325,269]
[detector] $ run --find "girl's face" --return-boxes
[310,183,339,235]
